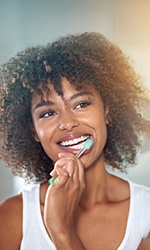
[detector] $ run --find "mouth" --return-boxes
[58,135,91,151]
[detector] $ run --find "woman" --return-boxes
[0,32,150,249]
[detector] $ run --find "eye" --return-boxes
[39,110,56,118]
[75,101,91,109]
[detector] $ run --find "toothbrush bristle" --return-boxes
[83,138,93,150]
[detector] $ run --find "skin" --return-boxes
[0,78,149,249]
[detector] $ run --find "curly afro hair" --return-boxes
[0,32,150,183]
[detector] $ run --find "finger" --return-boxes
[58,153,84,178]
[50,165,70,187]
[62,160,76,177]
[58,152,75,159]
[56,156,77,177]
[73,158,85,184]
[58,155,84,183]
[49,168,56,177]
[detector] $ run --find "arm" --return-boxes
[48,227,86,250]
[0,194,22,250]
[44,153,86,250]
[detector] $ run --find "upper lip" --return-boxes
[57,133,91,147]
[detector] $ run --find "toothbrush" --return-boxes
[48,138,94,186]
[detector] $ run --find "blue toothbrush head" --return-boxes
[83,138,94,150]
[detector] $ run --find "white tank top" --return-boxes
[20,181,150,250]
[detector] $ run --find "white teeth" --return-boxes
[60,135,90,147]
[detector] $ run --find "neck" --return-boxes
[79,160,111,208]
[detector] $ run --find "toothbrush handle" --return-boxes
[76,147,86,158]
[48,174,58,186]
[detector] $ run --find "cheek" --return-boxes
[33,123,58,158]
[35,130,58,161]
[89,108,107,128]
[36,127,45,139]
[93,111,108,143]
[33,120,53,141]
[33,124,45,142]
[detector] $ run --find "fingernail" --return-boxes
[58,152,67,158]
[49,169,55,176]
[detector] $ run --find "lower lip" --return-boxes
[59,144,93,156]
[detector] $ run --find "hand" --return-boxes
[44,152,85,236]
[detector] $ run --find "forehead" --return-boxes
[32,77,99,103]
[31,78,105,113]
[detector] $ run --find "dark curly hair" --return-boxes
[0,32,150,183]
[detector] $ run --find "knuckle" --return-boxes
[82,183,86,191]
[72,182,80,192]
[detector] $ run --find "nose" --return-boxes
[58,112,79,131]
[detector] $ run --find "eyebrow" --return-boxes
[70,91,94,100]
[33,91,94,111]
[33,100,55,111]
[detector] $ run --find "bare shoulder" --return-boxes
[108,174,130,202]
[138,234,150,250]
[143,233,150,249]
[0,194,22,250]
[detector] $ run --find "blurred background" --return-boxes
[0,0,150,201]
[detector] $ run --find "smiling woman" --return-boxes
[31,78,107,164]
[0,32,150,250]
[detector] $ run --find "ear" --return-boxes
[105,106,112,125]
[30,123,40,142]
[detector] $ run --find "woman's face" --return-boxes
[31,78,109,168]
